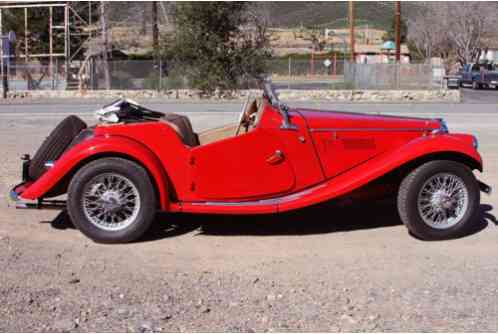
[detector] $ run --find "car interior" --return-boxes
[161,96,265,147]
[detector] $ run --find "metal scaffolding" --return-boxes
[0,1,95,93]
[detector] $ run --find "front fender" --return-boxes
[20,135,170,210]
[278,133,482,212]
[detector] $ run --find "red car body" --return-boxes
[15,100,482,215]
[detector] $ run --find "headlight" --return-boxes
[472,136,479,149]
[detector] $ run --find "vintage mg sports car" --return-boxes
[10,81,491,243]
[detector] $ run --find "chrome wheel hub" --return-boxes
[417,173,469,229]
[82,173,140,231]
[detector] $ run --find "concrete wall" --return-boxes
[5,89,460,103]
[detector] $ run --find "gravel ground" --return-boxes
[1,102,498,332]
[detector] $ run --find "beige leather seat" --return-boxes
[161,113,200,147]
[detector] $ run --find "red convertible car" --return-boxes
[10,81,491,243]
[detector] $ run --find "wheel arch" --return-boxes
[45,152,172,210]
[365,151,482,194]
[20,136,172,211]
[396,151,482,176]
[329,151,482,203]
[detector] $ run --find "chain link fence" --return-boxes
[344,62,439,90]
[2,59,444,92]
[268,57,345,77]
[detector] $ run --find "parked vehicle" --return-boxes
[10,80,491,243]
[460,63,498,89]
[446,73,462,89]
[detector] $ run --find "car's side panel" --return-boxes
[186,105,324,201]
[311,130,421,178]
[20,135,171,210]
[179,134,481,214]
[189,128,295,200]
[278,133,481,212]
[273,111,325,191]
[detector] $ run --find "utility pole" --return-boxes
[349,0,355,63]
[395,1,401,63]
[0,10,6,99]
[100,1,110,90]
[152,1,159,62]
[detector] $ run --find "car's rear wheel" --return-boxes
[397,160,480,240]
[67,157,157,243]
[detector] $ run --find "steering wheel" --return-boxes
[235,94,252,136]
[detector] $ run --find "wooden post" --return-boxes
[24,8,28,63]
[88,1,92,37]
[0,8,5,98]
[288,56,291,89]
[349,0,355,63]
[64,3,70,87]
[310,52,314,76]
[100,1,110,90]
[395,1,401,63]
[333,53,337,76]
[49,6,54,89]
[152,1,159,63]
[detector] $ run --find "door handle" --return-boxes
[266,150,284,165]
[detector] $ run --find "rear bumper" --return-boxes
[478,180,492,195]
[9,182,66,210]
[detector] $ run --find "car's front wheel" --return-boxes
[397,160,480,240]
[67,157,157,243]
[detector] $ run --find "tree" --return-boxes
[407,6,448,62]
[406,2,498,69]
[444,2,496,66]
[165,2,271,93]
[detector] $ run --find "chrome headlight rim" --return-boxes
[439,119,449,133]
[432,118,449,135]
[472,135,479,150]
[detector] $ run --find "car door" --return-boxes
[189,128,296,200]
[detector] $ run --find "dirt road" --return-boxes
[1,104,497,332]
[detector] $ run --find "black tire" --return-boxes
[67,158,157,243]
[29,115,87,180]
[397,160,480,240]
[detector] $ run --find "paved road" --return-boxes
[460,87,498,104]
[1,102,498,331]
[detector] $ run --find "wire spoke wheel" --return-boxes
[417,173,469,230]
[82,173,141,232]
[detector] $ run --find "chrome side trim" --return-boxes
[191,198,279,207]
[188,184,327,207]
[309,128,431,133]
[44,160,55,169]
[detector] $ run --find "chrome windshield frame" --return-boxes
[262,79,297,130]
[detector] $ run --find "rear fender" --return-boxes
[20,135,170,210]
